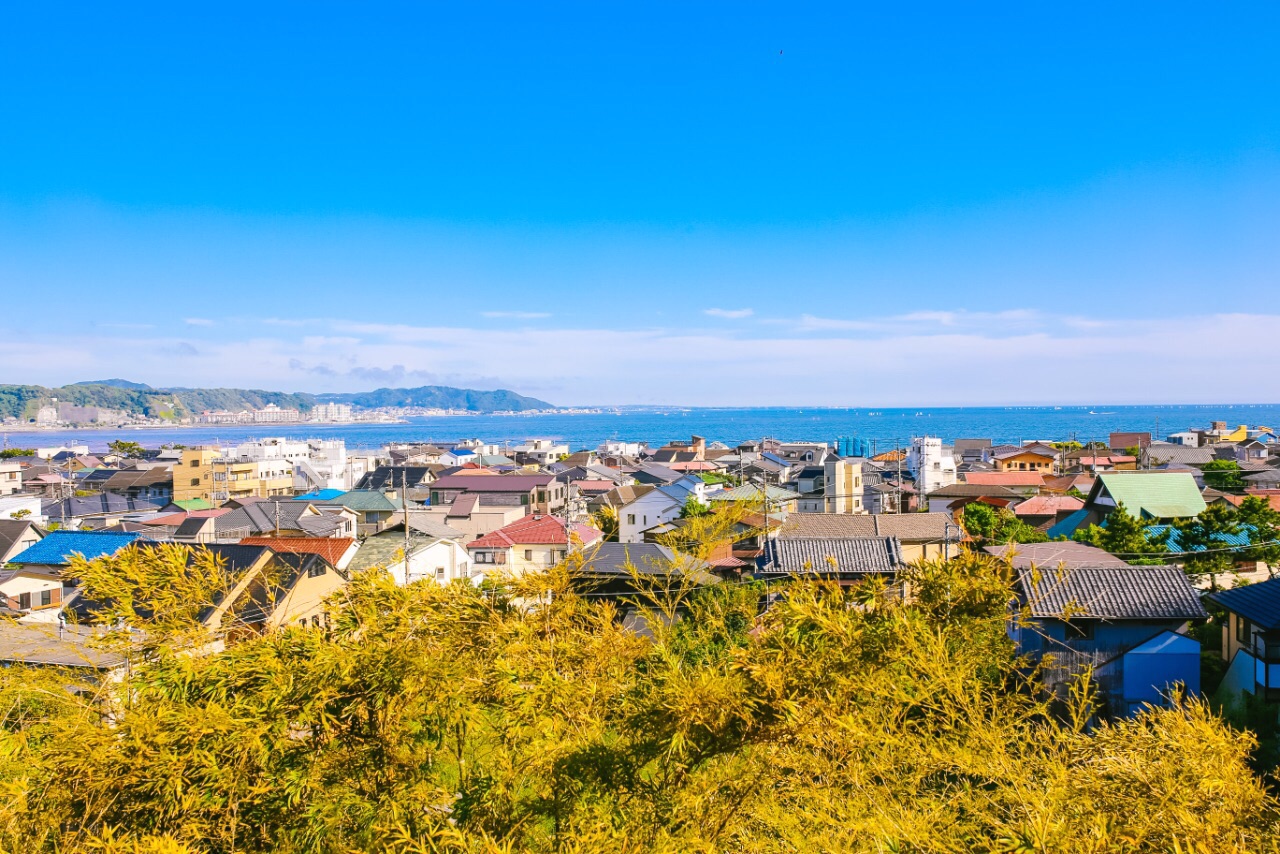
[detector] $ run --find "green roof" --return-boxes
[1094,472,1206,520]
[322,490,399,513]
[173,498,214,511]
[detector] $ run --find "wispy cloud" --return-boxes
[481,311,552,319]
[184,317,215,327]
[704,308,754,319]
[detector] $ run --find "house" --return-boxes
[173,500,356,543]
[618,476,713,543]
[1109,432,1151,452]
[1012,563,1206,716]
[629,463,686,486]
[0,494,48,526]
[1233,439,1270,466]
[708,483,800,514]
[512,439,569,466]
[1041,473,1094,495]
[759,536,903,584]
[349,519,473,586]
[0,519,43,564]
[239,537,360,572]
[1141,443,1215,468]
[100,467,174,505]
[1070,455,1138,473]
[792,459,865,515]
[467,514,604,579]
[174,447,295,505]
[0,622,125,674]
[925,483,1024,515]
[1210,579,1280,704]
[961,471,1045,496]
[356,465,439,492]
[1011,494,1085,530]
[984,540,1130,570]
[317,490,400,535]
[42,494,163,529]
[573,542,716,599]
[906,437,957,496]
[992,446,1057,475]
[427,473,567,516]
[1,531,145,623]
[0,461,22,495]
[439,447,478,467]
[1082,471,1207,525]
[777,512,958,562]
[953,439,993,465]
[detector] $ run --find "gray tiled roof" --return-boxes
[761,536,903,575]
[1142,443,1215,466]
[779,512,952,541]
[1016,565,1207,620]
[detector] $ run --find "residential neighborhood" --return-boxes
[2,420,1279,728]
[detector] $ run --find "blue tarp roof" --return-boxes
[294,489,346,502]
[7,531,144,566]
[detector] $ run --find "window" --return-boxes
[308,563,326,578]
[430,491,440,505]
[627,514,636,525]
[1064,621,1095,641]
[190,478,201,486]
[1237,616,1252,645]
[519,494,529,505]
[435,566,445,578]
[311,615,321,628]
[524,549,533,561]
[39,589,52,607]
[475,552,494,564]
[190,459,199,467]
[18,592,30,610]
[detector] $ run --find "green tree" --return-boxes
[0,447,35,459]
[1237,495,1280,572]
[591,505,619,542]
[1203,459,1246,491]
[107,440,146,459]
[1174,504,1243,589]
[1123,445,1143,459]
[679,494,711,518]
[7,508,30,520]
[1073,501,1169,564]
[958,502,1049,547]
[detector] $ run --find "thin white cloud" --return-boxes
[704,308,754,319]
[481,311,551,319]
[184,317,215,327]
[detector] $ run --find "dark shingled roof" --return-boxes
[1210,579,1280,631]
[1016,565,1207,621]
[779,512,952,542]
[761,536,903,576]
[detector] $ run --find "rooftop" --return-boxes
[1016,564,1207,621]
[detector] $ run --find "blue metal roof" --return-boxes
[1145,524,1254,551]
[7,531,144,566]
[294,489,346,502]
[1046,508,1090,539]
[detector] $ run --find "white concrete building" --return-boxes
[310,403,354,422]
[0,462,22,496]
[230,437,366,492]
[907,436,957,497]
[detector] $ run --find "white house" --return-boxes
[0,494,46,526]
[617,476,714,543]
[0,462,21,496]
[907,437,957,497]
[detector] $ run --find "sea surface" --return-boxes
[5,404,1280,453]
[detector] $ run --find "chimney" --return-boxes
[691,435,706,460]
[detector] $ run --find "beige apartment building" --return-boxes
[175,448,295,505]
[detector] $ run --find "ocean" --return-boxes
[4,404,1280,453]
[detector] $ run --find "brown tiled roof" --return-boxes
[1012,495,1084,516]
[962,472,1045,487]
[468,514,604,549]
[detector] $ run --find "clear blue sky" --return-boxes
[2,3,1278,405]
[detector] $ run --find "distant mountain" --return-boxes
[0,381,555,421]
[74,379,154,390]
[316,385,553,411]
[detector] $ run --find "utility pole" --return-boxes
[401,470,412,582]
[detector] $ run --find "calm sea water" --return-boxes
[4,404,1280,453]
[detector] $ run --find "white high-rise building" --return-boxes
[231,437,367,492]
[311,403,354,422]
[907,436,957,497]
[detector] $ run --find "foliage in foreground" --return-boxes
[0,550,1276,853]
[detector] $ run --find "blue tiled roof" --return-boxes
[7,531,144,566]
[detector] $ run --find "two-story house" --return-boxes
[467,514,604,579]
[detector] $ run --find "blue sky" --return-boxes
[2,3,1278,405]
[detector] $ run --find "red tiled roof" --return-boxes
[1217,493,1280,512]
[1012,495,1084,516]
[240,537,356,567]
[467,514,604,549]
[963,472,1045,487]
